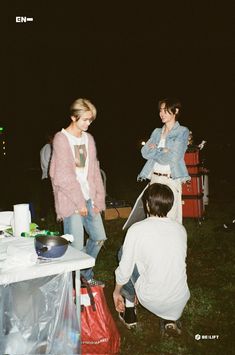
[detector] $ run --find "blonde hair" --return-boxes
[70,98,97,121]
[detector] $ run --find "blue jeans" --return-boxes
[118,247,140,303]
[63,199,107,280]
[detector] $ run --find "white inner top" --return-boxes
[62,129,90,200]
[153,138,171,174]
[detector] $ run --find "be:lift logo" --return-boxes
[195,334,219,340]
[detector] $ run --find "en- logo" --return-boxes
[16,17,33,23]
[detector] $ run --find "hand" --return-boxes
[113,291,125,312]
[78,207,88,216]
[148,143,157,149]
[134,295,139,306]
[93,206,100,214]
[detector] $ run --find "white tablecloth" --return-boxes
[0,237,95,285]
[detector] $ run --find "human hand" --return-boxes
[113,291,125,312]
[93,206,100,214]
[148,143,157,149]
[78,207,88,216]
[134,295,139,306]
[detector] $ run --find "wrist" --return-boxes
[114,283,123,294]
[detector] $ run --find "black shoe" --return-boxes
[119,307,137,329]
[160,319,182,337]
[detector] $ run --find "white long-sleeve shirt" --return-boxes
[115,217,190,320]
[40,143,52,179]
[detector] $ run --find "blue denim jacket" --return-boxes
[137,121,190,182]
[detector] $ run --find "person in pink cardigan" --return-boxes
[50,98,106,285]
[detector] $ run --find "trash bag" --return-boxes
[0,272,80,354]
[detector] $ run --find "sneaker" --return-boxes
[160,319,182,337]
[119,307,138,329]
[87,278,105,287]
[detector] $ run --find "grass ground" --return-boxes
[17,172,235,354]
[93,203,235,355]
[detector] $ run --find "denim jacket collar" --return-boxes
[162,121,180,136]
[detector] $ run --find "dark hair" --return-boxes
[158,97,181,120]
[142,183,174,217]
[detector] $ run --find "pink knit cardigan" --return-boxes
[50,131,106,220]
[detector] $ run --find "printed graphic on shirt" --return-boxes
[74,144,87,168]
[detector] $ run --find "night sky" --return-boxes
[2,2,234,199]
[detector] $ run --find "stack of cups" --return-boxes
[13,204,31,237]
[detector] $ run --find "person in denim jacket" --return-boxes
[137,98,190,223]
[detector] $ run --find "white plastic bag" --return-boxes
[0,272,80,354]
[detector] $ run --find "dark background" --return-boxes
[1,1,234,205]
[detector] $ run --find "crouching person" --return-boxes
[113,183,190,336]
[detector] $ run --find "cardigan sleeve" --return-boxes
[87,134,106,211]
[93,159,106,210]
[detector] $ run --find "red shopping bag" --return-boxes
[80,277,120,354]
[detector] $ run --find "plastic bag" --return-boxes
[0,272,80,354]
[81,277,120,354]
